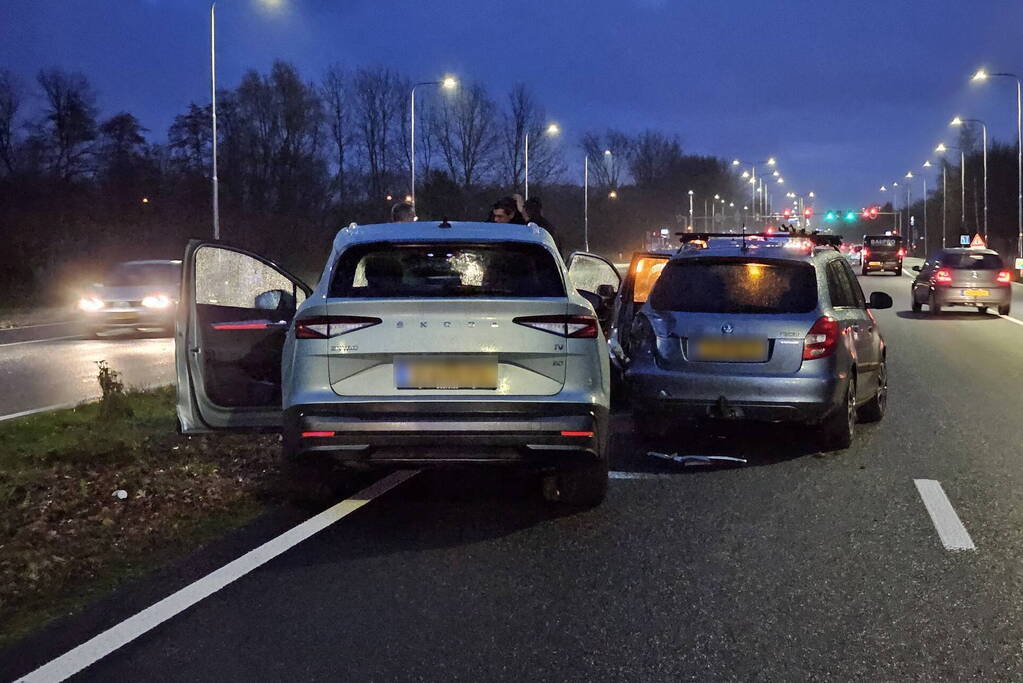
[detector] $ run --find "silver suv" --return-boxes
[174,221,621,506]
[624,234,893,449]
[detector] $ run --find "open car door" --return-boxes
[176,240,311,433]
[610,252,670,360]
[566,251,622,336]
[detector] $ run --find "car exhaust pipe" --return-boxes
[709,395,738,419]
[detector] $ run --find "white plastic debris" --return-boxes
[113,489,128,500]
[647,451,747,466]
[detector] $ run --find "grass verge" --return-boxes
[0,386,281,648]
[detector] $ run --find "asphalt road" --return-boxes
[0,323,174,419]
[5,270,1023,680]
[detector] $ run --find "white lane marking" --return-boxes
[913,479,976,551]
[609,471,674,479]
[0,320,74,330]
[17,470,419,683]
[998,313,1023,327]
[0,401,92,423]
[0,334,81,348]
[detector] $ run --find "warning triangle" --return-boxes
[969,233,986,248]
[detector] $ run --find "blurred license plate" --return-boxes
[964,289,989,297]
[395,358,498,389]
[693,338,767,362]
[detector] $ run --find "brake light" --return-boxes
[802,316,839,360]
[295,315,381,339]
[934,268,953,285]
[301,431,336,438]
[561,431,594,437]
[513,315,598,338]
[997,270,1012,284]
[862,248,870,259]
[897,248,906,258]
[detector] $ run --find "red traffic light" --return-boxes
[869,206,879,219]
[803,207,814,218]
[782,208,793,218]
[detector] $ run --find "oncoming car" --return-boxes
[174,221,621,507]
[78,259,182,337]
[624,233,893,449]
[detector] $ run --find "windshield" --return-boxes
[104,263,181,287]
[649,259,818,314]
[328,242,564,298]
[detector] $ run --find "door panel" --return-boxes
[176,241,310,433]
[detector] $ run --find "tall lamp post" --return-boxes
[904,172,915,247]
[973,69,1022,262]
[921,161,933,254]
[524,122,559,200]
[732,157,777,222]
[210,3,220,239]
[410,76,457,209]
[951,116,988,240]
[583,155,589,251]
[936,142,967,239]
[687,190,695,231]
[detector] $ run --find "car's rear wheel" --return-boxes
[861,266,869,276]
[280,443,341,509]
[858,360,887,423]
[894,266,903,276]
[929,293,942,315]
[543,456,609,508]
[978,306,988,314]
[820,377,856,450]
[911,297,922,313]
[999,304,1011,315]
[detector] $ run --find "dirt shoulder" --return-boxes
[0,386,282,647]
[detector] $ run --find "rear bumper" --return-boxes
[931,286,1010,307]
[284,401,608,467]
[862,259,901,272]
[627,361,845,423]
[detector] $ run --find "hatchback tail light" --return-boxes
[513,315,598,338]
[295,315,381,339]
[997,270,1012,284]
[803,316,839,360]
[934,268,953,285]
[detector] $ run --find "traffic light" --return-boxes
[824,210,837,221]
[782,208,793,219]
[844,210,857,222]
[868,205,879,219]
[803,207,814,219]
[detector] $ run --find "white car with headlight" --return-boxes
[78,260,182,337]
[174,221,621,507]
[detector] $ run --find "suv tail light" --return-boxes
[997,270,1012,284]
[862,248,871,259]
[934,268,953,285]
[513,315,598,338]
[803,316,839,360]
[295,315,381,339]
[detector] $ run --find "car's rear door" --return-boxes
[176,240,310,433]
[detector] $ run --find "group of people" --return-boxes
[388,194,556,244]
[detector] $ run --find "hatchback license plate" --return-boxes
[693,338,768,362]
[963,288,990,297]
[395,358,498,389]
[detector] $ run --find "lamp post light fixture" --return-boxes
[410,76,458,208]
[524,122,560,200]
[687,189,695,231]
[936,142,967,237]
[973,68,1023,261]
[951,116,989,239]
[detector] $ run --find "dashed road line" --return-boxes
[0,320,74,331]
[0,401,92,423]
[0,335,81,348]
[17,470,419,683]
[913,479,976,551]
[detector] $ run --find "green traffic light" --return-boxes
[844,211,857,221]
[825,211,837,221]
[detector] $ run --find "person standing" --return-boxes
[391,202,416,222]
[488,196,527,224]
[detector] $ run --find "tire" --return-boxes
[978,306,988,315]
[999,304,1011,316]
[280,445,341,509]
[858,360,887,423]
[820,377,856,450]
[861,266,869,276]
[894,267,903,277]
[911,297,922,313]
[929,293,942,315]
[545,457,609,508]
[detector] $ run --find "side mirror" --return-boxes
[912,265,921,272]
[867,291,893,310]
[254,289,296,315]
[596,283,616,306]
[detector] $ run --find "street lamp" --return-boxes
[688,189,694,231]
[973,68,1022,260]
[410,76,458,208]
[524,122,560,200]
[951,116,988,239]
[936,142,968,240]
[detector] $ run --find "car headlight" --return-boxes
[78,297,105,312]
[141,295,172,309]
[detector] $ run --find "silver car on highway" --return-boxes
[910,248,1012,315]
[625,234,893,449]
[175,221,621,506]
[78,260,182,336]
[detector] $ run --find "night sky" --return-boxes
[3,0,1023,209]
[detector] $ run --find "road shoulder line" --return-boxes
[913,479,976,551]
[16,470,419,683]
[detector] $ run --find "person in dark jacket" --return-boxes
[488,196,527,224]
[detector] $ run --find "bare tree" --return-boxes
[431,81,497,189]
[499,84,564,191]
[580,129,630,189]
[0,69,21,175]
[321,64,353,201]
[628,129,685,188]
[168,103,212,173]
[34,68,98,180]
[352,66,404,200]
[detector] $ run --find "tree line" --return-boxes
[0,61,745,303]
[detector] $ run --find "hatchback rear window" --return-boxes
[940,252,1004,269]
[649,259,818,314]
[328,242,564,298]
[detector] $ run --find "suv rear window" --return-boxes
[940,252,1004,269]
[649,259,818,314]
[328,242,564,298]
